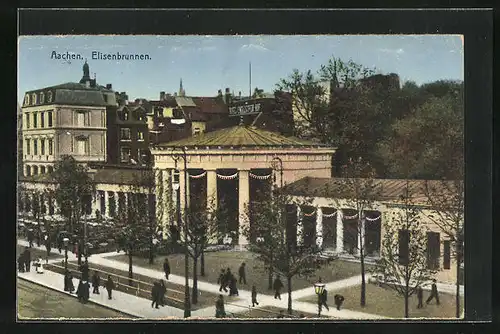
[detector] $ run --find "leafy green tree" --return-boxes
[30,189,42,246]
[371,179,437,318]
[328,157,382,308]
[241,187,329,315]
[51,155,95,265]
[377,93,464,180]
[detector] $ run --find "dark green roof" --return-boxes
[156,126,330,148]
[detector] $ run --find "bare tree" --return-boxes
[423,178,464,318]
[330,157,382,307]
[372,180,437,318]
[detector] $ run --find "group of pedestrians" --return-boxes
[217,267,240,297]
[151,280,168,309]
[17,247,45,274]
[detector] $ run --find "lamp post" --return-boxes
[314,278,326,317]
[63,237,69,291]
[171,144,191,318]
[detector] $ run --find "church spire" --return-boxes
[179,78,186,97]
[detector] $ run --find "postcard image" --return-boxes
[17,34,464,321]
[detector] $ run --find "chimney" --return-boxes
[238,91,241,98]
[217,89,222,97]
[106,84,112,90]
[160,91,165,100]
[224,88,231,104]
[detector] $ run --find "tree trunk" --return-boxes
[456,244,461,318]
[128,251,133,287]
[77,242,82,266]
[287,276,292,315]
[404,283,409,318]
[149,240,154,265]
[192,257,198,304]
[360,243,366,307]
[200,250,205,276]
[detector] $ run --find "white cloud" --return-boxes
[378,48,405,55]
[239,44,269,52]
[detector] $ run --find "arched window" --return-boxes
[48,166,54,174]
[24,94,30,106]
[31,93,37,105]
[32,165,39,175]
[25,165,31,176]
[40,166,46,174]
[40,92,45,104]
[47,91,53,103]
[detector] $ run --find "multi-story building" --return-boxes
[20,61,116,176]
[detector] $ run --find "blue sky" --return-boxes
[18,35,463,102]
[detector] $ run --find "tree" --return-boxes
[181,196,227,304]
[423,177,464,318]
[371,179,437,318]
[241,187,330,315]
[29,189,42,246]
[377,93,464,180]
[52,156,95,266]
[329,157,382,307]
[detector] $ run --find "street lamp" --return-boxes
[171,144,191,318]
[63,237,69,290]
[314,278,326,317]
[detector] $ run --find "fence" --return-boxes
[46,262,184,304]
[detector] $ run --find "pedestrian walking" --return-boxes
[80,261,89,282]
[273,276,283,300]
[217,269,227,292]
[229,274,239,296]
[320,288,330,311]
[151,282,160,309]
[251,285,259,307]
[215,294,226,318]
[334,294,345,311]
[159,280,167,306]
[23,247,31,272]
[44,235,51,262]
[76,279,84,302]
[91,271,101,294]
[224,268,232,292]
[163,258,171,280]
[67,272,75,294]
[27,229,34,248]
[105,275,115,300]
[17,254,25,273]
[417,286,424,308]
[426,279,440,305]
[81,280,90,303]
[238,262,247,285]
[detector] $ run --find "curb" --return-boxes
[18,275,139,319]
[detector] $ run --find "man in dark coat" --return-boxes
[417,286,424,308]
[320,288,330,311]
[23,247,31,272]
[334,294,345,310]
[229,274,239,296]
[105,275,115,300]
[76,279,83,302]
[426,279,440,305]
[251,285,259,307]
[163,258,171,280]
[67,272,75,294]
[223,268,232,292]
[273,276,283,300]
[91,271,101,294]
[238,262,247,285]
[27,229,34,248]
[18,253,25,272]
[159,280,167,306]
[81,281,90,303]
[44,235,51,263]
[80,262,89,282]
[217,269,227,292]
[151,282,160,309]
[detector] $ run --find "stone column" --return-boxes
[316,207,323,249]
[206,169,218,209]
[296,206,303,246]
[238,169,250,246]
[336,209,344,253]
[179,169,187,211]
[104,191,110,218]
[379,210,386,258]
[111,192,117,218]
[91,191,100,217]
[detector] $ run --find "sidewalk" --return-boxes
[17,269,184,319]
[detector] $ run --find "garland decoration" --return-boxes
[188,171,207,179]
[249,173,272,180]
[216,172,238,180]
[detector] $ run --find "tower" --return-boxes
[179,78,186,97]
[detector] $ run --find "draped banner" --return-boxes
[188,171,207,179]
[216,172,238,180]
[322,210,337,218]
[249,173,272,180]
[365,215,381,221]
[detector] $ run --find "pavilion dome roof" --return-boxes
[156,125,331,148]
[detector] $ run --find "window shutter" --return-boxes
[443,240,451,270]
[398,229,409,265]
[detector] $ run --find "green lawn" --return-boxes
[230,305,328,319]
[45,260,223,310]
[298,282,464,319]
[17,279,131,319]
[107,252,369,295]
